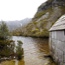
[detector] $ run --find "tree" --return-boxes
[0,21,15,58]
[0,21,11,40]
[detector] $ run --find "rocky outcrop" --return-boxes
[21,0,65,37]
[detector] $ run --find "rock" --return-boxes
[21,0,65,37]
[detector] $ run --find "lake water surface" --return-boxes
[0,36,56,65]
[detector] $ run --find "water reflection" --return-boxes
[15,59,25,65]
[15,60,18,65]
[31,38,50,54]
[0,58,25,65]
[0,36,56,65]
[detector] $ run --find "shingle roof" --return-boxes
[49,15,65,31]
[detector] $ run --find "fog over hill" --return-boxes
[1,18,31,31]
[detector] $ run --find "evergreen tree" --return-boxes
[0,21,15,57]
[0,21,11,40]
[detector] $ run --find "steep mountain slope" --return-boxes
[22,0,65,37]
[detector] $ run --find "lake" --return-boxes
[0,36,56,65]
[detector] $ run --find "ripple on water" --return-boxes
[0,36,56,65]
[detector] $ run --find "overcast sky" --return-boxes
[0,0,47,21]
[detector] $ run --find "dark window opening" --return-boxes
[64,29,65,35]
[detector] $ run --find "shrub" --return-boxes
[16,40,23,60]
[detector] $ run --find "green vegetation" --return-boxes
[0,40,15,57]
[0,22,15,57]
[11,0,65,38]
[16,40,23,60]
[0,22,11,40]
[34,7,52,19]
[0,22,24,60]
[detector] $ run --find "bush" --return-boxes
[0,21,15,58]
[16,40,23,60]
[0,22,11,40]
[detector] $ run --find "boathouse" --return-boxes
[49,15,65,65]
